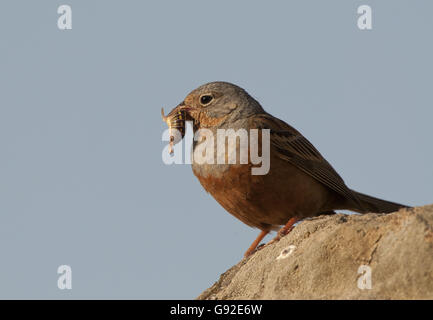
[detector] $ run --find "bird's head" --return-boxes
[172,81,265,128]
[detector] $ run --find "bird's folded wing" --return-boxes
[250,113,361,206]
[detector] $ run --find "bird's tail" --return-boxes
[350,190,410,214]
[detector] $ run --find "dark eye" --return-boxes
[200,95,213,106]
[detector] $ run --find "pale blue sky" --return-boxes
[0,0,432,298]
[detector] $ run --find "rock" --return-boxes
[197,205,433,300]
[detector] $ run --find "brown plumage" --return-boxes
[162,81,410,257]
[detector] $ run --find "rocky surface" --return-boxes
[198,205,433,299]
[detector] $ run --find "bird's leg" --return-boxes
[244,218,300,257]
[266,217,300,247]
[243,230,269,258]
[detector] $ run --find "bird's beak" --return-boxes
[161,101,196,124]
[177,101,195,112]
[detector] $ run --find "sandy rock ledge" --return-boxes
[198,205,433,299]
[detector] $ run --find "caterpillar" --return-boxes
[161,107,188,154]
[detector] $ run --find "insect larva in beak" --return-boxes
[161,107,187,154]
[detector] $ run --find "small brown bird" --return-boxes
[163,81,409,257]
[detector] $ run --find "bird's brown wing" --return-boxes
[250,113,362,208]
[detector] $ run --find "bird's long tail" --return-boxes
[350,190,410,214]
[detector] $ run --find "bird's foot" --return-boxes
[261,218,299,249]
[243,218,299,258]
[263,229,291,248]
[277,225,295,239]
[243,230,269,258]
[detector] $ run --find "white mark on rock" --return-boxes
[357,265,372,289]
[276,245,296,260]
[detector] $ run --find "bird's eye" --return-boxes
[200,95,213,106]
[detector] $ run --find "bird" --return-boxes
[162,81,409,257]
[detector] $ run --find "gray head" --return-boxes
[176,81,265,127]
